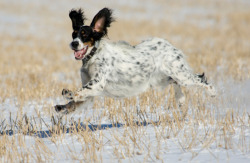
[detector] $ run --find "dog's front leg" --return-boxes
[55,97,94,115]
[73,62,107,102]
[73,76,106,102]
[55,101,79,114]
[55,76,104,114]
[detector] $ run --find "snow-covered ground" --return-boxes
[0,0,249,162]
[0,79,249,162]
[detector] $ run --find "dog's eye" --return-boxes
[81,31,85,34]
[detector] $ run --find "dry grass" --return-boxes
[0,0,249,162]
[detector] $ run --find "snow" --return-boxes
[1,79,249,162]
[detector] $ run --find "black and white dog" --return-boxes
[55,8,216,114]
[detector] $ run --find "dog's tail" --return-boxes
[197,72,208,84]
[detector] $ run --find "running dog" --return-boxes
[54,8,216,114]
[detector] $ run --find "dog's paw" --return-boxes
[178,96,186,107]
[54,101,76,115]
[62,89,74,101]
[55,104,69,115]
[206,85,216,97]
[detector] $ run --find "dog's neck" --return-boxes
[82,41,100,65]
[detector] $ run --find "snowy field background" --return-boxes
[0,0,249,162]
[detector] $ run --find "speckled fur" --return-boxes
[56,37,216,114]
[55,8,216,115]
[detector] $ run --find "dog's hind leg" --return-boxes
[161,54,216,97]
[171,71,216,97]
[172,83,186,106]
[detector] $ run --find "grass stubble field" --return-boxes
[0,0,249,162]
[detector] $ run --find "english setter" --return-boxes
[54,8,216,114]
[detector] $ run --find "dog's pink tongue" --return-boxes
[74,50,83,58]
[74,47,88,59]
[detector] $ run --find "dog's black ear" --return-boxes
[90,8,114,36]
[69,9,86,30]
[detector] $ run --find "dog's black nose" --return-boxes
[71,41,79,48]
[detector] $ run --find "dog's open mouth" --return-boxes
[74,46,88,60]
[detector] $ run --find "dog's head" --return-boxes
[69,8,114,60]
